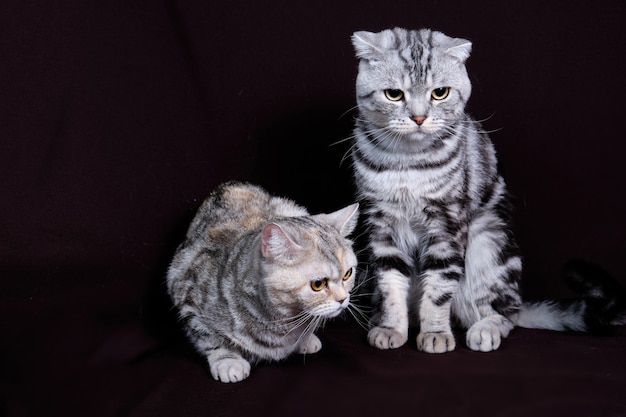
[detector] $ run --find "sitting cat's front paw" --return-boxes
[466,321,502,352]
[210,357,251,383]
[368,326,407,349]
[416,331,456,353]
[297,334,322,354]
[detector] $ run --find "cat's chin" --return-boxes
[391,131,438,151]
[329,308,346,318]
[407,129,439,142]
[320,305,347,319]
[309,300,350,319]
[407,132,428,142]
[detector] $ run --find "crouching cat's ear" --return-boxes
[261,223,302,262]
[312,203,359,237]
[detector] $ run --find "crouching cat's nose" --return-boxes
[335,289,348,305]
[412,116,426,125]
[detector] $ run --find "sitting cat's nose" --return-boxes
[412,116,426,125]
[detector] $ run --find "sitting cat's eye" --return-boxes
[384,89,404,101]
[342,268,353,281]
[431,87,450,100]
[311,278,328,292]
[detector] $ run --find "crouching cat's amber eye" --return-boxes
[431,87,450,100]
[342,268,353,281]
[311,278,328,292]
[384,89,404,101]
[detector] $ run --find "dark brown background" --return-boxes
[2,1,625,416]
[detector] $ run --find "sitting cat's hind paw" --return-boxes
[466,320,502,352]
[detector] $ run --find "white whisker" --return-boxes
[346,303,372,331]
[338,105,359,121]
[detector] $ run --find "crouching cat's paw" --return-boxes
[297,334,322,354]
[368,326,407,349]
[209,357,251,383]
[417,331,456,353]
[466,320,502,352]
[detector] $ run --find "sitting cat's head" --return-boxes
[352,28,472,147]
[260,203,359,320]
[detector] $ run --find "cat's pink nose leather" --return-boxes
[412,116,426,125]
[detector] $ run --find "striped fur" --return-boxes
[350,28,625,353]
[167,182,358,382]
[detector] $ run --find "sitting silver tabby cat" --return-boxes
[167,182,359,382]
[350,28,625,353]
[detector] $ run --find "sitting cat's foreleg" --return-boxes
[417,264,462,353]
[207,347,251,383]
[367,268,410,349]
[416,223,465,353]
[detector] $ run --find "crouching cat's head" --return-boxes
[352,27,472,147]
[260,203,359,321]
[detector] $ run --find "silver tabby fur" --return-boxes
[167,182,359,382]
[350,28,618,353]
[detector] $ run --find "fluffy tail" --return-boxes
[513,259,626,334]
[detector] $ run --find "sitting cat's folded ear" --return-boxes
[312,203,359,237]
[261,223,303,262]
[441,36,472,62]
[353,28,472,64]
[352,30,388,60]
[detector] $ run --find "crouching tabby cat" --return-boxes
[167,182,359,382]
[350,27,625,353]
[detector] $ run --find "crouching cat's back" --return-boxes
[166,181,359,383]
[184,182,308,251]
